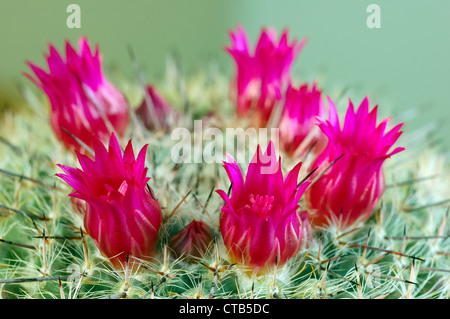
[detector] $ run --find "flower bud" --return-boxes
[226,25,307,127]
[278,83,326,157]
[135,85,180,132]
[217,141,310,276]
[170,220,213,260]
[57,133,162,269]
[25,37,129,154]
[305,97,404,229]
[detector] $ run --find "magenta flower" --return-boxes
[226,25,307,126]
[217,142,310,276]
[135,85,180,132]
[56,133,162,269]
[169,220,213,260]
[25,37,129,154]
[278,83,327,157]
[304,97,404,229]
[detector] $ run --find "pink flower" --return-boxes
[56,133,162,269]
[25,37,129,154]
[304,97,404,229]
[226,25,307,126]
[169,220,213,260]
[278,83,327,157]
[135,85,180,132]
[217,141,310,276]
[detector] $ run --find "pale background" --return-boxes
[0,0,449,154]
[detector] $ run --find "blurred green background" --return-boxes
[0,0,449,153]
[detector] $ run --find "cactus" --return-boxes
[0,32,449,300]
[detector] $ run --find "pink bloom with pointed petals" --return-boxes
[226,25,307,126]
[278,83,327,157]
[25,37,129,154]
[135,85,180,132]
[217,142,310,276]
[170,220,213,260]
[305,97,404,229]
[56,133,162,269]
